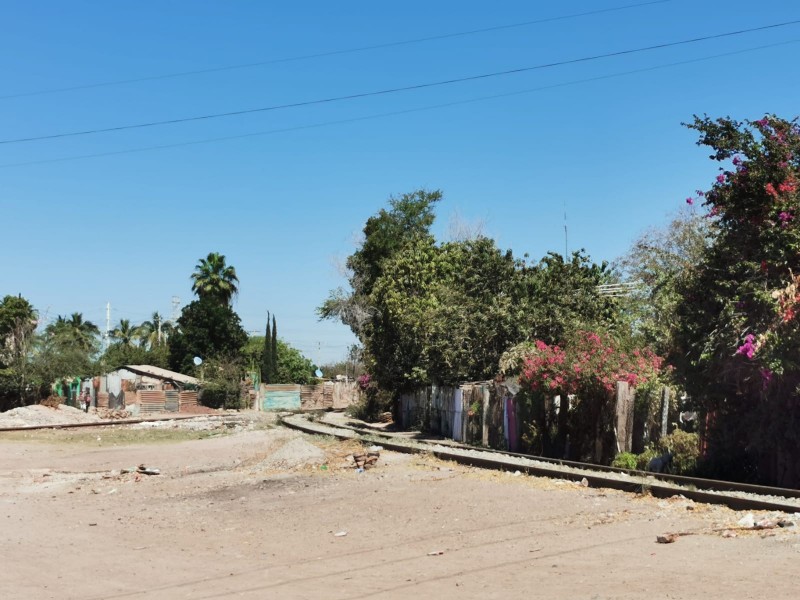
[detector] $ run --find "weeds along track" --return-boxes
[281,413,800,514]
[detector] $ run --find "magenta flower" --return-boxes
[779,211,792,222]
[760,368,773,389]
[732,156,742,166]
[686,197,694,205]
[735,334,756,359]
[716,174,726,183]
[756,118,769,128]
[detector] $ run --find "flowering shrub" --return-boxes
[675,115,800,486]
[356,373,371,391]
[519,330,663,397]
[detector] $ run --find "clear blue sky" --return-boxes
[2,1,799,364]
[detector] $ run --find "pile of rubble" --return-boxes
[0,404,101,428]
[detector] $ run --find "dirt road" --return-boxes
[1,417,798,599]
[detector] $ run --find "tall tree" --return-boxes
[138,312,172,349]
[190,252,240,306]
[615,208,710,356]
[168,297,247,374]
[0,295,38,409]
[271,313,278,383]
[261,313,272,384]
[110,319,140,347]
[46,312,100,353]
[318,189,441,338]
[321,190,618,393]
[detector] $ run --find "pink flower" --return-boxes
[732,156,742,166]
[779,211,792,223]
[716,174,726,183]
[779,181,796,194]
[735,334,757,359]
[765,183,778,198]
[686,197,694,205]
[756,118,769,128]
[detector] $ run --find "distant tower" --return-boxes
[171,296,181,322]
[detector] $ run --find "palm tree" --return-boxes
[46,312,100,352]
[138,312,173,348]
[110,319,140,347]
[190,252,239,306]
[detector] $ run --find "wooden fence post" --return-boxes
[482,385,490,446]
[660,387,671,439]
[615,382,633,454]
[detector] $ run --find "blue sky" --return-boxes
[2,0,799,364]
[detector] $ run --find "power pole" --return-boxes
[105,302,111,351]
[563,198,569,260]
[171,296,180,322]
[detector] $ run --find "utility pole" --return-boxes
[563,198,569,261]
[171,296,180,322]
[105,302,111,351]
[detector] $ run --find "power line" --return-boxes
[1,38,796,169]
[0,1,671,101]
[2,18,799,146]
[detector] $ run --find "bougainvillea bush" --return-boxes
[516,329,663,462]
[675,115,800,486]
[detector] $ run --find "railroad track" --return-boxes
[282,413,800,515]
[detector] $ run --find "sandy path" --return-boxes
[1,425,798,599]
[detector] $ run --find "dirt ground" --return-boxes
[1,416,798,600]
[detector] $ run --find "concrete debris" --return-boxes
[737,513,755,528]
[352,449,380,470]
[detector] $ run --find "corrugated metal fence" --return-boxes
[260,382,361,412]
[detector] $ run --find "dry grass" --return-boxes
[0,426,225,446]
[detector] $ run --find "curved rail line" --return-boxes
[282,414,800,514]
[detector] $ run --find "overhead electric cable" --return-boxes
[2,18,798,146]
[0,1,670,100]
[1,38,795,168]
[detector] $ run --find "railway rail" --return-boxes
[282,413,800,515]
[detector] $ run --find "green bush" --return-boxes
[346,386,391,422]
[657,430,700,475]
[634,430,700,475]
[199,380,243,410]
[611,452,638,470]
[636,447,660,471]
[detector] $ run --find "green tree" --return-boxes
[322,190,618,394]
[0,295,38,409]
[138,312,172,349]
[98,342,169,370]
[319,189,441,338]
[261,314,272,384]
[245,334,315,385]
[110,319,140,347]
[674,114,800,486]
[275,339,315,385]
[271,313,278,383]
[167,297,247,375]
[615,207,710,357]
[190,252,240,306]
[45,313,100,353]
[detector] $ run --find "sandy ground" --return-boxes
[1,418,799,600]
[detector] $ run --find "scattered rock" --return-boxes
[737,513,755,528]
[656,534,677,544]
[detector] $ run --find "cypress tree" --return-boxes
[261,312,272,384]
[271,314,278,383]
